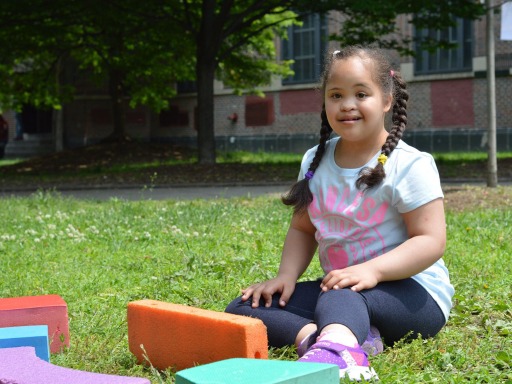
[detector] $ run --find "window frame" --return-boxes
[414,17,473,75]
[281,13,328,85]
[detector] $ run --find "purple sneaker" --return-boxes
[298,326,383,357]
[361,326,384,356]
[298,340,379,381]
[297,330,318,357]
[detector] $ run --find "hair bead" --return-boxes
[377,153,388,166]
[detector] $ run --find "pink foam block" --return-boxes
[0,295,69,353]
[0,347,150,384]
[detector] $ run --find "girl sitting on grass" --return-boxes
[226,45,453,381]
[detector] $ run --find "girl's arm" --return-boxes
[321,198,446,292]
[278,212,318,281]
[242,212,318,307]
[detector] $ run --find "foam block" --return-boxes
[0,295,69,353]
[0,325,50,362]
[175,358,339,384]
[0,347,150,384]
[127,300,268,371]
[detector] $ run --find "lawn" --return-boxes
[0,188,511,383]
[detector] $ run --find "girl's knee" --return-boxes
[225,296,250,315]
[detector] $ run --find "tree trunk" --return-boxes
[196,55,217,164]
[196,0,218,165]
[54,56,64,152]
[108,68,126,141]
[54,108,64,152]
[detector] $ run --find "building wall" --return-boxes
[166,10,510,153]
[60,75,511,154]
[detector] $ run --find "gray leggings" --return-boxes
[225,278,446,348]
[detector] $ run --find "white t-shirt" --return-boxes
[299,137,454,321]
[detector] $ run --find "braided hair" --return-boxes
[281,106,332,213]
[282,46,409,214]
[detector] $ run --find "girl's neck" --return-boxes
[334,129,388,169]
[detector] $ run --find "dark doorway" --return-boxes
[21,104,52,135]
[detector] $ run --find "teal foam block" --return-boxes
[0,325,50,362]
[175,358,339,384]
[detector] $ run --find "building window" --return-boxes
[282,14,327,85]
[415,18,473,75]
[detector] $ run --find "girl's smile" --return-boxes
[338,115,362,123]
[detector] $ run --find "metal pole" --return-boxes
[486,0,498,187]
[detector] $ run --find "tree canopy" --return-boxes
[0,1,486,162]
[0,0,194,139]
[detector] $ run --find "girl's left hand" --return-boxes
[320,263,380,292]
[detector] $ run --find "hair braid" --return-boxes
[282,105,332,214]
[385,73,408,154]
[356,71,409,190]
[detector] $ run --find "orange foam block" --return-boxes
[0,295,69,354]
[127,300,268,371]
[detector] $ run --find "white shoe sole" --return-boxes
[340,366,379,381]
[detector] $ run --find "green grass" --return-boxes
[0,191,511,383]
[1,150,507,167]
[218,150,512,164]
[432,151,512,162]
[0,158,21,166]
[217,151,303,164]
[103,151,304,175]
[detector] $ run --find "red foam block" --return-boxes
[0,295,69,353]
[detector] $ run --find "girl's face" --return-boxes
[324,56,392,145]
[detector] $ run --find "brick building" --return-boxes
[3,9,512,157]
[164,10,512,154]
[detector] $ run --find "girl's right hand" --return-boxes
[241,276,296,308]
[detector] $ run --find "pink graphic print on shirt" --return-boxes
[309,185,389,273]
